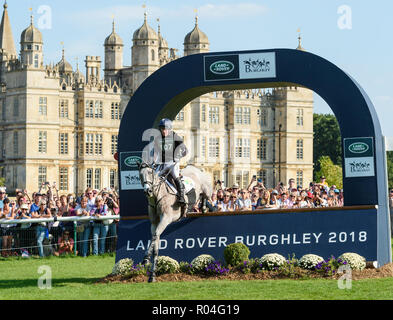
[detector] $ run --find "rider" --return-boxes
[153,118,188,205]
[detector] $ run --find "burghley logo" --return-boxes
[349,160,371,173]
[209,61,235,75]
[243,58,271,73]
[239,52,276,79]
[124,156,142,168]
[349,142,369,154]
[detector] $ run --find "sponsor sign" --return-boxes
[344,137,375,177]
[204,52,276,82]
[120,151,145,190]
[116,208,377,263]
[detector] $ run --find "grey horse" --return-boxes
[139,162,213,283]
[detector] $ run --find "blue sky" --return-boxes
[5,0,393,136]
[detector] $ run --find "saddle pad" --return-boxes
[166,176,195,195]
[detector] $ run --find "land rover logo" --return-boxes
[210,61,235,75]
[348,142,369,154]
[124,156,142,167]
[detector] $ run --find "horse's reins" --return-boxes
[142,164,167,210]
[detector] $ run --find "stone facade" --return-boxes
[0,4,313,194]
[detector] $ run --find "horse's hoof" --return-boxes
[142,258,149,266]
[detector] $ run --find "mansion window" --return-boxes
[38,131,47,153]
[235,138,250,158]
[258,169,267,185]
[296,139,304,160]
[86,169,93,188]
[59,100,69,118]
[94,168,101,190]
[235,171,249,189]
[86,100,103,118]
[296,109,304,126]
[235,107,251,125]
[296,170,303,188]
[110,169,117,189]
[34,54,39,68]
[257,139,267,160]
[257,108,268,127]
[208,137,219,158]
[59,167,69,191]
[39,97,47,116]
[13,131,18,156]
[59,133,69,155]
[201,136,206,158]
[111,103,121,120]
[176,111,184,121]
[111,135,118,155]
[95,134,103,155]
[201,105,206,122]
[38,166,47,189]
[209,106,219,124]
[85,133,103,156]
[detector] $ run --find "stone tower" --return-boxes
[131,13,159,92]
[20,15,43,68]
[183,16,209,56]
[104,20,123,85]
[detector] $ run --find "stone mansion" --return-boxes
[0,3,313,194]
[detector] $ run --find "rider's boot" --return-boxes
[174,177,186,205]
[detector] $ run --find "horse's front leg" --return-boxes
[148,213,173,283]
[142,205,158,266]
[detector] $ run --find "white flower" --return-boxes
[191,254,215,272]
[338,252,366,270]
[112,258,134,276]
[299,254,324,270]
[260,253,286,270]
[156,256,180,274]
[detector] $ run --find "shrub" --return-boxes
[155,256,180,275]
[260,253,287,271]
[223,243,250,266]
[112,258,134,276]
[299,254,324,270]
[179,261,193,274]
[235,259,263,274]
[338,253,366,270]
[204,261,230,276]
[314,256,347,276]
[191,254,215,273]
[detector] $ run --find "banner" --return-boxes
[116,208,377,263]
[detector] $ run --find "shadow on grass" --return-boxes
[0,277,101,289]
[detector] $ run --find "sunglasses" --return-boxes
[224,195,230,198]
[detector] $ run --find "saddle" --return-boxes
[165,175,197,213]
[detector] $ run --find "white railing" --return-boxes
[0,215,120,225]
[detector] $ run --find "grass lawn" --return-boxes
[1,254,393,300]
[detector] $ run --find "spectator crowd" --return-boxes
[0,183,119,258]
[193,176,344,213]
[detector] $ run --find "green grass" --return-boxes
[1,254,393,300]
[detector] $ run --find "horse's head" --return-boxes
[138,162,156,197]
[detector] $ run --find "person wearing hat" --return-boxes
[152,118,188,205]
[231,183,240,197]
[319,176,328,187]
[31,199,51,257]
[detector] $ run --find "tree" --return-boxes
[387,152,393,189]
[315,155,343,189]
[313,114,342,176]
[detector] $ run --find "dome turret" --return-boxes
[132,13,158,41]
[105,20,123,46]
[20,15,42,44]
